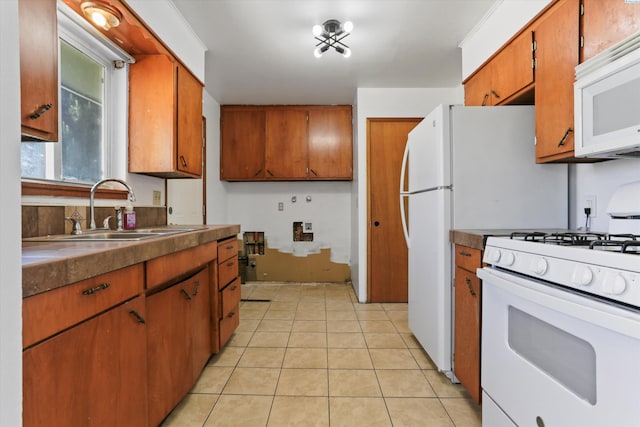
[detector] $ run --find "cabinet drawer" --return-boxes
[221,277,241,318]
[218,237,238,263]
[219,304,239,348]
[23,264,144,348]
[147,241,217,289]
[455,245,482,273]
[218,255,239,289]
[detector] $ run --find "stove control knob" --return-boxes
[603,274,627,295]
[486,248,501,263]
[501,251,515,266]
[572,266,594,286]
[531,257,548,275]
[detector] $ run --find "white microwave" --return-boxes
[574,31,640,159]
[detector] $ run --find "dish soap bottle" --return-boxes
[124,204,136,230]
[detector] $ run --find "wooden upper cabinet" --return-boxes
[464,31,534,106]
[308,106,353,179]
[533,0,580,162]
[19,0,59,142]
[265,109,308,179]
[220,105,353,181]
[581,0,640,62]
[129,55,203,178]
[220,108,265,180]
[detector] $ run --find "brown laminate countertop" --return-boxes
[22,224,240,298]
[450,228,572,251]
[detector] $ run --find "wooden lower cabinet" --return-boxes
[23,297,148,427]
[147,267,210,427]
[453,245,482,404]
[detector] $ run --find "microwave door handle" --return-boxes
[399,141,410,247]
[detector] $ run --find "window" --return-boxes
[21,7,127,185]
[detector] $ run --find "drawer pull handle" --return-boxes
[230,285,238,291]
[129,310,146,324]
[459,251,472,257]
[227,311,236,318]
[226,261,235,267]
[181,288,192,300]
[465,278,477,297]
[226,245,234,250]
[193,279,200,296]
[82,282,110,295]
[29,103,53,120]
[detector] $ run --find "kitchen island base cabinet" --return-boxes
[23,297,148,427]
[453,245,482,404]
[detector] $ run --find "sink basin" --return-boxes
[23,226,207,242]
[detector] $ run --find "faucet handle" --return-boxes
[65,217,83,235]
[103,216,113,230]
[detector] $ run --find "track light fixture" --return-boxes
[312,19,353,58]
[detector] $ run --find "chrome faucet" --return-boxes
[89,178,136,230]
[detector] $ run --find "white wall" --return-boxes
[572,161,640,231]
[460,0,551,80]
[352,88,464,302]
[225,181,351,263]
[1,0,23,425]
[203,91,229,225]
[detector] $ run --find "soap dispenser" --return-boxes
[124,203,136,230]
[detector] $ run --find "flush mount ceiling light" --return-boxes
[312,19,353,58]
[80,1,122,30]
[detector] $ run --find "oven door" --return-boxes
[478,267,640,427]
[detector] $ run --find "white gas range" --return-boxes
[478,181,640,427]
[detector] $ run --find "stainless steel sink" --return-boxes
[23,226,207,242]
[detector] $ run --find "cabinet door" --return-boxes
[308,107,353,179]
[190,268,212,380]
[581,0,640,62]
[454,266,481,404]
[464,64,493,106]
[265,109,308,178]
[533,0,580,162]
[177,64,203,176]
[220,108,265,180]
[19,0,59,141]
[147,282,193,427]
[490,30,534,104]
[23,297,147,427]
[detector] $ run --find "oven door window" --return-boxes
[508,306,597,405]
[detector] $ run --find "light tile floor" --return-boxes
[161,282,481,427]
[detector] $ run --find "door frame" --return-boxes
[366,117,422,303]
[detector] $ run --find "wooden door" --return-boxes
[308,107,353,179]
[533,0,579,162]
[220,107,265,180]
[19,0,59,141]
[177,64,203,176]
[147,283,192,427]
[367,118,422,303]
[23,297,148,427]
[265,109,308,178]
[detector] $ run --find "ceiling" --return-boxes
[170,0,497,105]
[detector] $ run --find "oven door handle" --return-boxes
[477,267,640,340]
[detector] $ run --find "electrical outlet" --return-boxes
[278,202,284,211]
[584,195,597,218]
[153,190,161,206]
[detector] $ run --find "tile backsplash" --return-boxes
[22,205,167,238]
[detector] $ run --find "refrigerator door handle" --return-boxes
[399,140,411,247]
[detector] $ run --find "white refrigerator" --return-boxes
[399,104,568,380]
